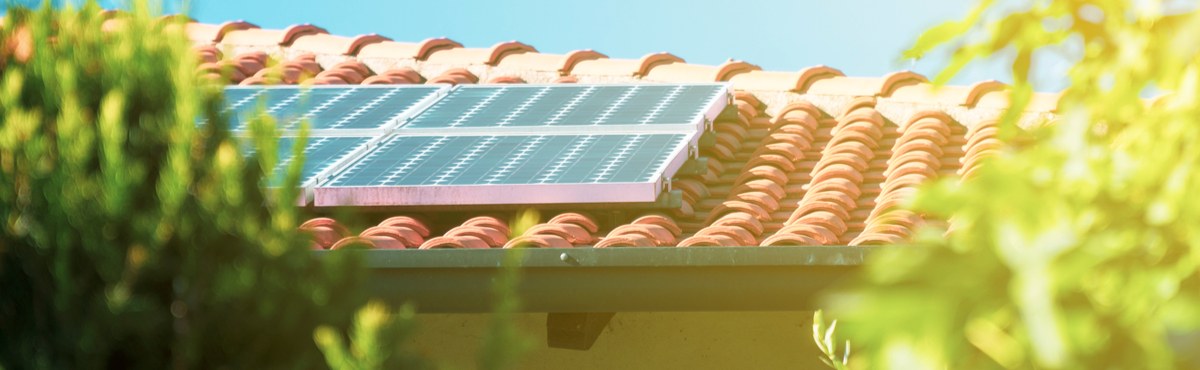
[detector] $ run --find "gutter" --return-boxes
[334,246,873,313]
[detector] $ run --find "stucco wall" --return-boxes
[406,311,827,369]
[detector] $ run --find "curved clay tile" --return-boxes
[316,68,366,84]
[607,224,677,246]
[677,234,740,247]
[419,236,490,249]
[804,178,864,198]
[962,80,1008,107]
[426,68,479,85]
[884,161,939,181]
[716,60,761,81]
[848,233,904,246]
[747,154,797,172]
[735,191,780,212]
[734,91,763,108]
[445,226,508,247]
[359,227,410,249]
[732,65,845,92]
[732,165,789,187]
[790,212,849,235]
[773,224,839,245]
[554,75,579,83]
[760,233,823,246]
[795,65,846,92]
[496,49,607,74]
[486,40,537,66]
[299,217,349,250]
[379,67,424,83]
[504,235,573,248]
[379,216,431,237]
[704,142,736,161]
[898,128,951,147]
[194,45,223,64]
[630,215,682,237]
[290,33,389,55]
[356,38,462,60]
[488,75,527,84]
[673,179,710,203]
[877,70,930,97]
[773,102,822,129]
[733,101,759,120]
[810,163,866,185]
[361,75,407,85]
[838,96,878,118]
[523,224,595,244]
[461,216,509,234]
[694,225,757,245]
[770,130,814,148]
[755,142,805,163]
[791,201,853,224]
[902,110,955,132]
[331,236,375,250]
[707,201,771,223]
[280,24,328,46]
[414,38,463,60]
[813,152,871,173]
[549,212,600,234]
[363,225,424,248]
[710,212,765,236]
[186,20,258,44]
[731,179,786,200]
[643,59,760,82]
[561,50,607,74]
[594,235,656,248]
[636,52,685,77]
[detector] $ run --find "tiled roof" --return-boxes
[184,19,1060,249]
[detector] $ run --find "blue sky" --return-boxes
[9,0,1058,89]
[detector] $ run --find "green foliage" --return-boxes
[315,301,429,370]
[0,2,372,368]
[812,310,850,370]
[833,1,1200,369]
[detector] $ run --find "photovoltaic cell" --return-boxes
[325,134,687,187]
[400,84,725,129]
[242,136,372,187]
[222,85,443,131]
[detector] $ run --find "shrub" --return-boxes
[0,2,373,368]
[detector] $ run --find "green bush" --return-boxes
[831,1,1200,369]
[0,2,376,368]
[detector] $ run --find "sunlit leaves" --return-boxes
[834,0,1200,368]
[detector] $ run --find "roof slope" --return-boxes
[182,18,1059,249]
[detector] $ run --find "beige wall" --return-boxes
[406,311,828,370]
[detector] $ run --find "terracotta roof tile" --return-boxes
[290,33,390,55]
[570,52,683,79]
[186,20,257,44]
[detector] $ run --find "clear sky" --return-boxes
[9,0,1062,89]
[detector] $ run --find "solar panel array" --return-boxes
[401,85,725,131]
[225,85,444,132]
[224,83,729,206]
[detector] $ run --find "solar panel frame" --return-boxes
[312,132,698,206]
[395,83,731,136]
[222,84,451,136]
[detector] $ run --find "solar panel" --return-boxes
[313,133,694,206]
[398,84,728,133]
[223,85,447,133]
[242,136,374,188]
